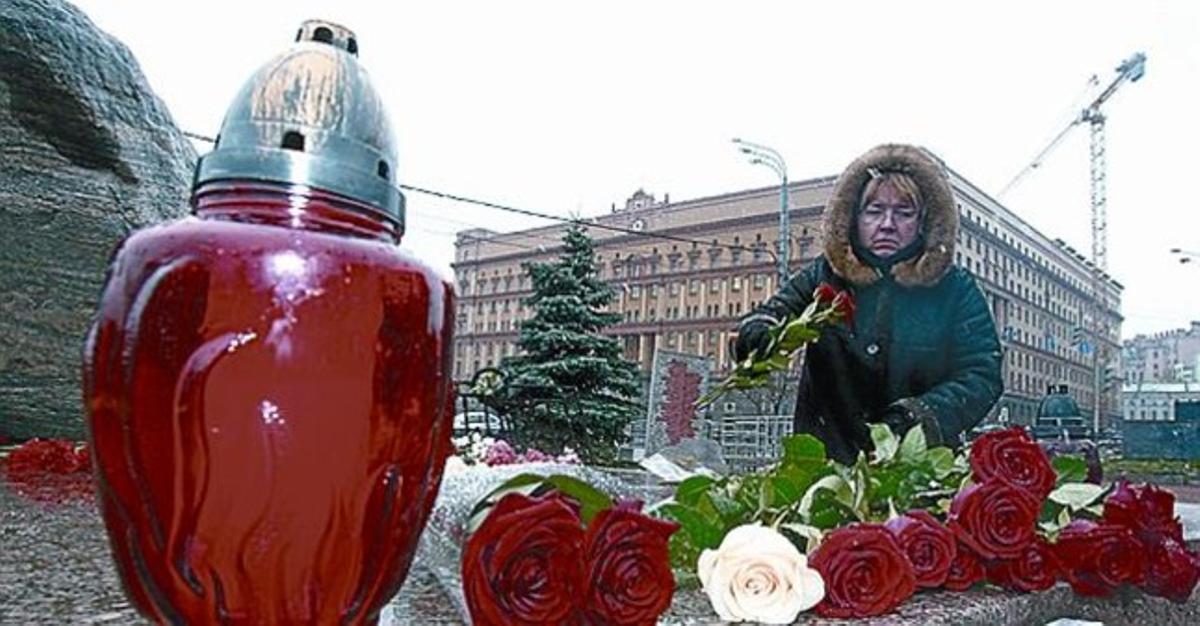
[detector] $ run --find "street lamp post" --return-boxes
[733,138,789,287]
[1170,248,1200,264]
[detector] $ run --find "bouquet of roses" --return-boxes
[658,425,1200,622]
[696,283,854,409]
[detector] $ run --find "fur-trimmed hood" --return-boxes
[822,144,958,288]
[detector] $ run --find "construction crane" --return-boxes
[1000,51,1146,272]
[998,51,1146,438]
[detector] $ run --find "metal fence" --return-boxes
[716,414,793,471]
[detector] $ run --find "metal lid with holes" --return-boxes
[193,20,404,227]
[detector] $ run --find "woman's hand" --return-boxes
[733,319,774,362]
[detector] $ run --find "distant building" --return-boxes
[1122,322,1200,384]
[1120,382,1200,459]
[452,162,1124,430]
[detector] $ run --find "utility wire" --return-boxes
[183,130,783,263]
[403,184,777,261]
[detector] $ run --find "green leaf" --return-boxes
[850,455,871,517]
[465,473,548,533]
[544,474,614,524]
[767,475,803,508]
[675,476,717,507]
[779,320,820,349]
[799,474,852,517]
[779,523,825,553]
[1052,455,1088,486]
[806,489,858,530]
[926,448,956,478]
[870,423,899,463]
[871,464,904,502]
[707,489,747,523]
[767,352,791,370]
[898,425,927,462]
[783,434,826,465]
[1049,482,1105,511]
[489,472,548,494]
[659,503,724,549]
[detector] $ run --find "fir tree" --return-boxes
[492,224,642,463]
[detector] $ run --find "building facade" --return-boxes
[1122,322,1200,384]
[452,165,1125,430]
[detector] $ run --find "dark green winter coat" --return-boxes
[738,145,1003,465]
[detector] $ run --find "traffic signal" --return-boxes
[1102,363,1121,392]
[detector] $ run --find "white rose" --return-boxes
[697,524,825,624]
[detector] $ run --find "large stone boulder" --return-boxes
[0,0,197,440]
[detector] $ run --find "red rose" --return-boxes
[832,290,856,325]
[1053,519,1146,597]
[944,542,985,591]
[947,481,1039,560]
[884,510,957,588]
[986,538,1060,592]
[1103,480,1184,545]
[814,283,838,304]
[969,428,1056,500]
[1143,538,1200,603]
[809,524,916,618]
[462,492,585,625]
[580,499,679,626]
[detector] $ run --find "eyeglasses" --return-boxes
[859,203,921,225]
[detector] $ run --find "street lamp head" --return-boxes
[1170,248,1181,254]
[1182,258,1193,264]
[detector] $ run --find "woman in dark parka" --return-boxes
[734,144,1003,465]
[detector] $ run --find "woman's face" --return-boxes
[856,180,922,258]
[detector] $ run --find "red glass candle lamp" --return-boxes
[83,21,455,624]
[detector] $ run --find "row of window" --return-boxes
[961,205,1102,297]
[604,231,812,279]
[620,300,757,324]
[626,274,770,299]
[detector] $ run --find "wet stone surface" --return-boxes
[3,473,1199,625]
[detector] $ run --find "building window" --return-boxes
[732,277,743,292]
[630,285,642,299]
[690,279,701,295]
[710,278,721,294]
[753,274,767,290]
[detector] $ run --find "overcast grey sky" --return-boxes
[72,0,1198,338]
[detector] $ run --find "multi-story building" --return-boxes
[1122,322,1200,383]
[452,162,1125,430]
